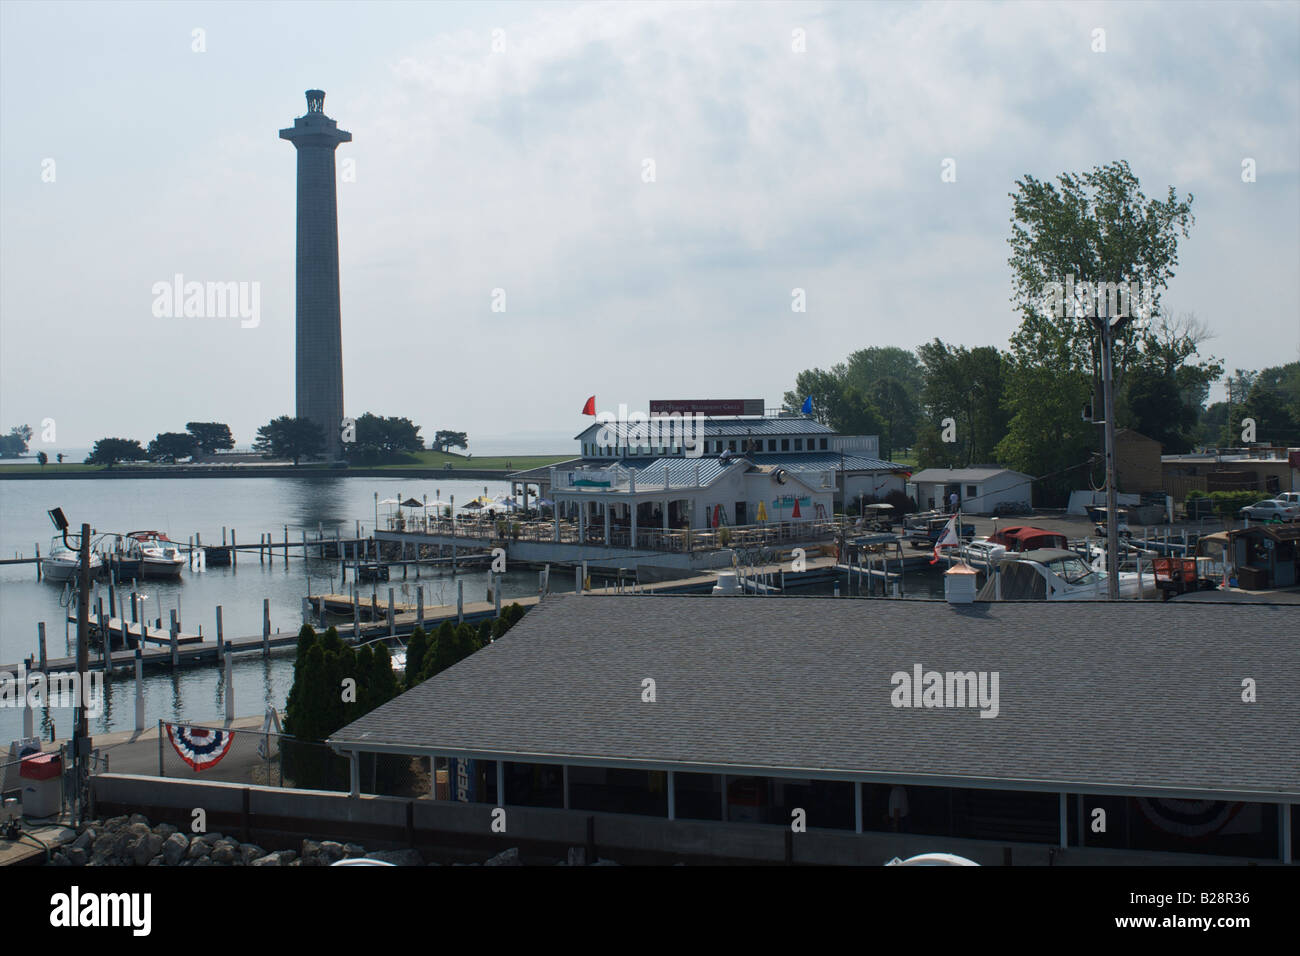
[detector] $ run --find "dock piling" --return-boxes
[170,610,179,668]
[231,529,237,567]
[224,650,234,722]
[494,574,501,618]
[216,605,224,656]
[134,649,145,732]
[262,598,270,657]
[284,526,289,567]
[417,587,424,628]
[38,622,47,671]
[457,580,464,624]
[388,588,395,636]
[302,597,311,626]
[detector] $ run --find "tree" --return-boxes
[85,438,146,467]
[185,422,235,455]
[37,451,48,466]
[782,367,882,438]
[917,341,1010,469]
[252,415,325,465]
[1240,363,1300,446]
[0,425,32,458]
[147,431,198,462]
[844,347,923,452]
[433,430,468,453]
[56,453,64,464]
[347,413,424,464]
[1002,161,1199,504]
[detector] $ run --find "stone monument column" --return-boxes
[280,90,351,461]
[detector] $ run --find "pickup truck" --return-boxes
[905,517,976,549]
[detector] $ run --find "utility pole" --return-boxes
[73,522,91,824]
[1099,326,1121,600]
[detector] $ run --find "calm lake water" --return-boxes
[0,475,532,739]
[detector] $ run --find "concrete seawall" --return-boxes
[89,774,1270,866]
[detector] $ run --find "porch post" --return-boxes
[349,752,360,797]
[667,771,676,820]
[1059,792,1068,849]
[1281,803,1292,864]
[563,764,570,810]
[855,782,863,834]
[604,502,611,546]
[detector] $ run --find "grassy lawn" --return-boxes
[0,462,106,473]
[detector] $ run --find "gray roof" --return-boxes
[910,467,1029,483]
[330,595,1300,800]
[753,452,901,472]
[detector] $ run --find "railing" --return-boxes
[381,514,839,553]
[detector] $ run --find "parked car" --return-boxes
[1238,499,1300,521]
[1274,492,1300,507]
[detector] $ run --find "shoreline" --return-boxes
[0,465,526,481]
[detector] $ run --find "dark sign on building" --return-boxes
[649,399,764,416]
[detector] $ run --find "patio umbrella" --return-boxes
[468,495,495,507]
[493,497,521,510]
[534,497,554,507]
[400,498,423,508]
[378,498,401,505]
[462,500,486,510]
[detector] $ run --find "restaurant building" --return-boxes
[329,594,1298,865]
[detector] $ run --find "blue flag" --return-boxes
[801,396,813,414]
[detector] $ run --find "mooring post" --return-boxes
[284,525,289,567]
[494,574,501,618]
[38,622,47,671]
[302,597,311,626]
[388,588,395,636]
[457,579,464,624]
[417,586,424,628]
[216,605,224,656]
[262,598,270,657]
[224,650,234,722]
[170,609,179,668]
[158,720,165,777]
[35,542,41,582]
[130,591,138,624]
[231,529,237,567]
[98,598,109,668]
[575,565,581,595]
[134,648,145,732]
[108,580,116,619]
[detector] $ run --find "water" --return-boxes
[0,476,535,739]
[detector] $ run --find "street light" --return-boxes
[1088,309,1135,600]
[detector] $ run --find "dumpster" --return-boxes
[19,752,62,818]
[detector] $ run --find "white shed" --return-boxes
[908,467,1034,514]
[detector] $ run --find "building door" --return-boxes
[735,501,747,525]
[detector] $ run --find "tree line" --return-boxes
[785,161,1299,505]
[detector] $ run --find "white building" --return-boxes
[908,467,1034,514]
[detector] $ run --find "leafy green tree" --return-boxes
[252,415,326,465]
[845,347,923,452]
[347,413,425,464]
[368,645,399,709]
[37,451,48,466]
[434,430,468,453]
[185,422,235,454]
[1240,363,1300,446]
[782,368,882,438]
[1001,161,1199,503]
[0,425,32,458]
[85,437,146,466]
[405,628,429,690]
[917,341,1010,468]
[147,431,198,462]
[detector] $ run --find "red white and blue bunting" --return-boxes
[166,724,234,772]
[1136,798,1244,839]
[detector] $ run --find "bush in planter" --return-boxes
[717,528,732,547]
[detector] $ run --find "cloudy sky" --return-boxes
[1,0,1297,453]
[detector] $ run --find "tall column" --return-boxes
[280,90,351,461]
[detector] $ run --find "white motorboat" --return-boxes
[126,531,186,579]
[41,539,103,583]
[976,548,1148,601]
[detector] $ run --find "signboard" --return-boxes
[649,399,764,416]
[452,757,477,802]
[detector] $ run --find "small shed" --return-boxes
[908,467,1034,515]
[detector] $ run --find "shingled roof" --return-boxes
[329,595,1300,801]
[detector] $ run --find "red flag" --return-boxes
[581,396,596,416]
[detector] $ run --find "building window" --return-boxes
[768,439,776,451]
[782,439,790,451]
[794,438,803,450]
[729,440,737,452]
[966,485,978,498]
[820,438,828,450]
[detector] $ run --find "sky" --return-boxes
[1,0,1297,453]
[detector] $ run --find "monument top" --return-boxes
[306,90,326,113]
